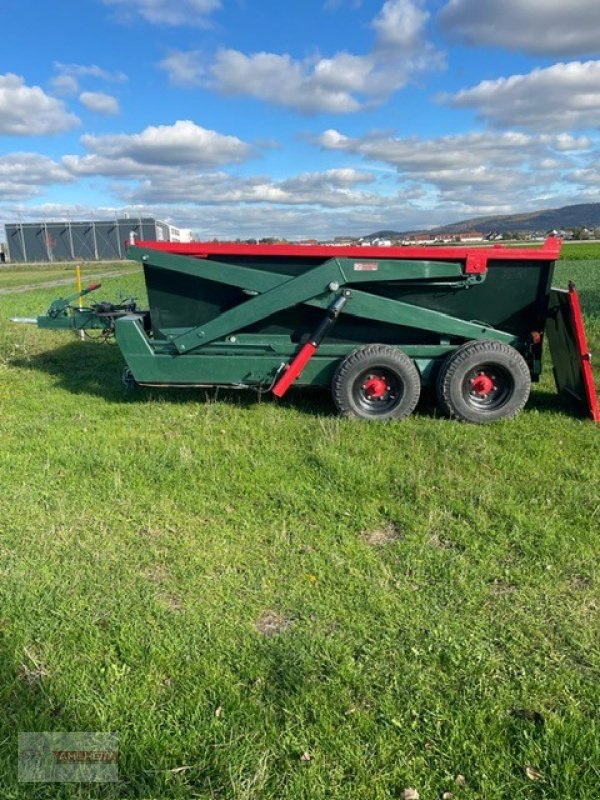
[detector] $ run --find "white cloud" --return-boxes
[0,74,79,136]
[59,133,387,212]
[0,200,436,241]
[4,194,585,242]
[50,75,79,96]
[63,154,163,179]
[566,167,600,187]
[210,50,367,113]
[440,61,600,132]
[439,0,600,57]
[65,120,253,172]
[79,91,120,115]
[160,0,443,113]
[58,121,590,226]
[318,128,591,168]
[103,0,221,26]
[158,52,205,87]
[372,0,429,49]
[61,143,383,208]
[53,62,128,83]
[318,127,595,208]
[122,168,381,207]
[50,63,127,99]
[0,153,73,200]
[283,168,375,190]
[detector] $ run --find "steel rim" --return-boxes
[353,368,404,415]
[462,363,513,410]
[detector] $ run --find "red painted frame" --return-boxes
[134,236,562,275]
[568,284,600,422]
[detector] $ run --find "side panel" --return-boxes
[546,286,600,421]
[144,257,555,345]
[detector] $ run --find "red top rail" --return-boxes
[133,236,562,275]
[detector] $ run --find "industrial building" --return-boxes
[2,218,193,263]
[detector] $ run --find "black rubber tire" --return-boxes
[436,340,531,424]
[332,344,421,421]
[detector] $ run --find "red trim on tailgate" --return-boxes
[568,284,600,422]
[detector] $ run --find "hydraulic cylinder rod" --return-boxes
[272,291,350,398]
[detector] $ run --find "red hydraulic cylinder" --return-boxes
[272,291,350,398]
[272,343,317,397]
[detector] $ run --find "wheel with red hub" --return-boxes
[436,340,531,423]
[332,344,421,420]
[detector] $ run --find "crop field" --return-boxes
[560,241,600,260]
[0,251,598,799]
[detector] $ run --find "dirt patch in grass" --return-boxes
[570,575,592,591]
[362,523,402,547]
[143,566,183,611]
[427,533,458,550]
[255,610,294,637]
[489,580,518,596]
[143,565,169,584]
[510,708,545,726]
[138,527,164,539]
[158,592,184,612]
[17,649,49,685]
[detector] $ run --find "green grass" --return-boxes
[0,261,598,800]
[558,242,600,260]
[0,262,135,290]
[0,260,126,275]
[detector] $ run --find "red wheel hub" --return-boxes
[363,376,388,399]
[471,374,494,395]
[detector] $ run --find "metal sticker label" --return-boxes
[353,262,379,271]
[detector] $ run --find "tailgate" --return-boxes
[546,283,599,421]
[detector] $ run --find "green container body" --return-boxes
[110,242,558,390]
[25,237,599,420]
[145,255,553,348]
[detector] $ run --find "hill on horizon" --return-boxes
[368,202,600,238]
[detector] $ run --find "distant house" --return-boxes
[333,236,357,245]
[402,233,436,245]
[546,229,574,240]
[455,231,484,243]
[168,226,193,243]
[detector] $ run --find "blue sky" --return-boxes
[1,0,599,239]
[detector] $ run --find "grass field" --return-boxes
[0,262,136,291]
[559,242,600,260]
[0,250,598,799]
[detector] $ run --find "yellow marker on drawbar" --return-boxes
[75,264,84,340]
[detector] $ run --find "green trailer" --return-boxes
[13,237,599,424]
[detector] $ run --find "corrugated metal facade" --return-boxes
[4,218,172,263]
